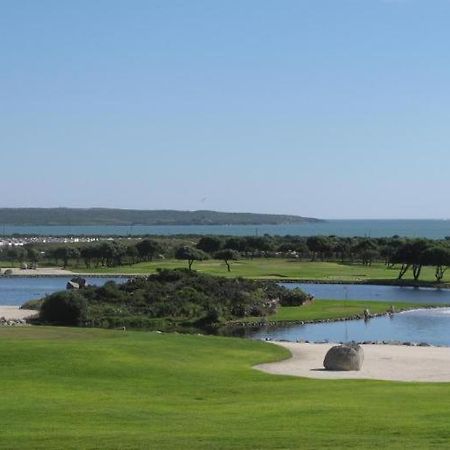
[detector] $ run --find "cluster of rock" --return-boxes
[0,317,30,326]
[357,340,432,347]
[66,277,88,290]
[230,311,392,328]
[294,339,434,347]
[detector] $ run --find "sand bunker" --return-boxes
[255,342,450,382]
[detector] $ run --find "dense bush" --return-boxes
[37,269,311,330]
[278,288,313,306]
[40,291,88,325]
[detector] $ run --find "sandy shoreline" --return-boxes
[1,267,76,276]
[0,306,38,321]
[255,342,450,382]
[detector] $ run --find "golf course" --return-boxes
[63,259,450,285]
[2,326,450,449]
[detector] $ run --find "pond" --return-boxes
[0,277,126,306]
[282,283,450,304]
[243,308,450,347]
[246,283,450,346]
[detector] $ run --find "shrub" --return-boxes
[40,291,88,325]
[279,288,312,306]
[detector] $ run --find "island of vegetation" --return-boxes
[0,207,320,226]
[27,269,311,331]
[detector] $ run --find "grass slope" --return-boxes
[1,327,450,449]
[72,259,450,284]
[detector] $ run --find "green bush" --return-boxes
[40,291,88,325]
[278,288,312,306]
[35,270,309,331]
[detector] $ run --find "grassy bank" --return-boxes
[235,299,428,323]
[1,327,450,449]
[69,259,450,284]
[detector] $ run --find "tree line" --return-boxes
[2,234,450,280]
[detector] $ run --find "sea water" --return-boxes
[2,219,450,238]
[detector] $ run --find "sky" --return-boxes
[1,0,450,219]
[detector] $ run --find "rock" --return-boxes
[323,344,364,371]
[67,277,87,290]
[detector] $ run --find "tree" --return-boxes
[244,237,273,253]
[24,245,41,264]
[95,241,124,267]
[136,239,161,261]
[80,245,96,268]
[421,246,450,282]
[196,236,223,254]
[391,239,431,280]
[353,239,379,266]
[126,244,139,265]
[175,246,208,270]
[306,236,331,261]
[51,246,80,268]
[214,249,240,272]
[333,239,352,263]
[223,237,245,252]
[6,246,27,265]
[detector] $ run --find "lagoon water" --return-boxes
[3,219,450,238]
[243,283,450,346]
[0,277,125,306]
[247,308,450,347]
[284,283,450,304]
[2,278,450,307]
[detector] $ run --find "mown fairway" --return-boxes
[72,258,450,283]
[1,327,450,449]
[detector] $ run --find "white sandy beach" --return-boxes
[255,342,450,383]
[0,306,38,321]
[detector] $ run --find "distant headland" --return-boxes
[0,208,322,226]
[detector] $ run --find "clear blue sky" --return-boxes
[1,0,449,219]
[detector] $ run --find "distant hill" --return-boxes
[0,208,321,226]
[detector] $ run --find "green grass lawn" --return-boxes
[1,327,450,449]
[238,299,429,323]
[70,258,449,284]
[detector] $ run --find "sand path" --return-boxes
[255,342,450,382]
[0,306,38,321]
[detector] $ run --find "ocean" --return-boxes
[1,220,450,238]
